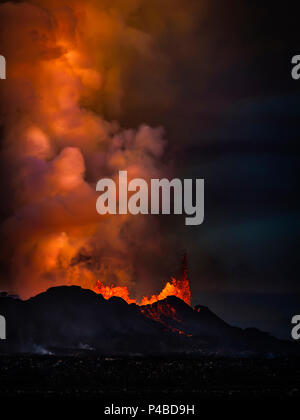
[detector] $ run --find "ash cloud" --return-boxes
[0,0,197,298]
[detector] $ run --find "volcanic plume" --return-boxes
[0,1,197,299]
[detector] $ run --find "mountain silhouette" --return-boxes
[0,286,297,355]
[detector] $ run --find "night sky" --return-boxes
[182,2,300,337]
[111,1,300,337]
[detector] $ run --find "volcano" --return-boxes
[0,285,297,356]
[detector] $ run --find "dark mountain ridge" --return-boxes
[0,286,297,356]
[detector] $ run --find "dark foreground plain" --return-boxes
[0,354,299,401]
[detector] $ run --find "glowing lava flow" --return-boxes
[93,281,137,304]
[94,256,191,306]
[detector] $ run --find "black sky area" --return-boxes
[0,0,299,339]
[119,1,300,337]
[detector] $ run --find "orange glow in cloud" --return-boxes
[0,0,195,301]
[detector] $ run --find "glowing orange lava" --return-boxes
[93,281,137,304]
[94,256,191,306]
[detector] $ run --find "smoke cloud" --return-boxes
[0,0,199,299]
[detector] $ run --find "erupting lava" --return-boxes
[93,282,137,304]
[0,1,193,301]
[94,255,191,306]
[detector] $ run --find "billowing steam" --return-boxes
[0,0,196,300]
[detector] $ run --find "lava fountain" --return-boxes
[94,255,191,306]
